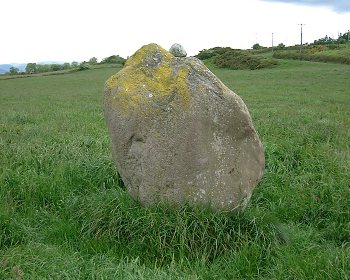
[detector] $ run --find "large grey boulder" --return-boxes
[103,43,264,211]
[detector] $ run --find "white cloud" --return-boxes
[261,0,350,13]
[1,0,349,63]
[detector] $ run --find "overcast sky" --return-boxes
[1,0,349,64]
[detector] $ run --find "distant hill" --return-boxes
[11,63,27,71]
[0,64,14,74]
[0,63,26,74]
[0,62,66,74]
[37,61,65,65]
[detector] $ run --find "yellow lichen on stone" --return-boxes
[173,66,191,108]
[104,43,192,115]
[125,43,174,68]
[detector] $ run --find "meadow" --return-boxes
[0,59,349,279]
[272,44,350,64]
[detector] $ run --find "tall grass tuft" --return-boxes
[70,187,283,266]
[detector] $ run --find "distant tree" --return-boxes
[312,30,350,45]
[50,64,63,71]
[63,62,71,70]
[338,31,349,43]
[71,61,79,68]
[9,67,19,75]
[25,63,37,74]
[101,55,126,65]
[78,62,90,71]
[36,64,50,73]
[89,57,98,64]
[252,43,263,50]
[277,43,286,49]
[314,35,336,45]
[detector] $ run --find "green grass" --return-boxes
[273,44,350,64]
[0,63,123,81]
[1,60,350,279]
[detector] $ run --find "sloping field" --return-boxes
[0,60,349,279]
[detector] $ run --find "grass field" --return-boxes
[0,59,349,279]
[272,44,350,64]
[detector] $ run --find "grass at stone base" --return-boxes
[0,60,349,279]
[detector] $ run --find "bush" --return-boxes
[195,47,234,60]
[273,50,350,65]
[252,43,265,50]
[8,67,19,75]
[277,43,286,50]
[196,47,278,70]
[214,50,278,70]
[101,55,126,65]
[89,57,98,64]
[195,49,217,60]
[328,44,342,50]
[78,63,90,71]
[51,64,64,72]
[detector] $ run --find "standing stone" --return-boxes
[103,43,264,211]
[169,43,187,57]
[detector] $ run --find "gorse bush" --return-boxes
[273,50,350,64]
[101,55,126,65]
[252,43,265,50]
[272,43,350,64]
[214,50,278,70]
[196,47,278,70]
[195,47,232,60]
[78,63,91,71]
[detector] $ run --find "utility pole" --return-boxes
[298,24,305,58]
[348,30,350,41]
[272,32,274,54]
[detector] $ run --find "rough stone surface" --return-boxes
[169,43,187,57]
[103,43,265,211]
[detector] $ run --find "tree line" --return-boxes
[313,31,350,45]
[251,30,350,51]
[6,55,126,76]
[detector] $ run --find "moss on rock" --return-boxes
[105,43,191,115]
